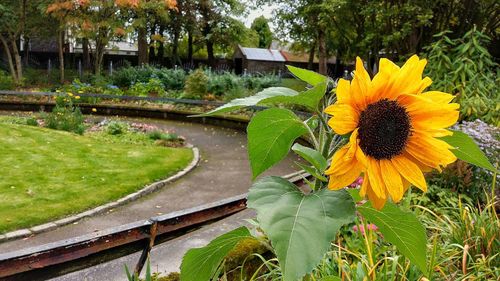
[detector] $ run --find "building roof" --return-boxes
[238,46,286,62]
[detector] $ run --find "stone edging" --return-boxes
[0,145,201,242]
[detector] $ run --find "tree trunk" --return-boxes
[187,30,193,64]
[58,30,65,84]
[82,38,91,70]
[11,39,23,82]
[138,27,149,66]
[307,41,316,70]
[0,35,18,83]
[318,29,327,75]
[23,37,29,65]
[172,27,180,67]
[157,27,165,65]
[206,40,215,67]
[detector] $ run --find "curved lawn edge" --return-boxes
[0,145,200,242]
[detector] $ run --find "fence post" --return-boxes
[78,60,83,80]
[109,61,113,76]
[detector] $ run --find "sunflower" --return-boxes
[325,55,459,209]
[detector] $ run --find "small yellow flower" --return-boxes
[75,96,81,99]
[78,90,83,94]
[56,90,61,93]
[92,108,97,112]
[68,93,73,97]
[325,55,459,210]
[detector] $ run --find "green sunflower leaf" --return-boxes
[180,226,254,281]
[195,87,298,116]
[195,80,327,116]
[248,176,356,281]
[286,65,328,86]
[441,130,496,172]
[357,202,428,275]
[248,108,308,179]
[292,143,328,171]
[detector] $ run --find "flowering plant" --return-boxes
[181,56,495,281]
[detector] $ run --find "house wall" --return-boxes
[245,60,285,74]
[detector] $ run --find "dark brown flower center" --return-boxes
[358,99,411,160]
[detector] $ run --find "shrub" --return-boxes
[184,69,208,99]
[43,93,85,134]
[111,66,186,91]
[0,70,15,90]
[25,117,39,127]
[106,121,129,135]
[423,27,499,125]
[127,78,166,97]
[206,72,243,97]
[147,130,178,141]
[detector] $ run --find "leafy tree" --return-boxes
[251,16,272,48]
[198,0,246,66]
[0,0,50,83]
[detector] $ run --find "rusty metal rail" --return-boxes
[0,194,247,280]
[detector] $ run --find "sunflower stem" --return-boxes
[304,121,319,150]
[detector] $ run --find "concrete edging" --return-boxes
[0,145,201,242]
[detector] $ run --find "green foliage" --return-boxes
[441,130,496,172]
[106,121,129,135]
[147,131,178,141]
[111,66,186,91]
[180,226,255,281]
[183,69,208,99]
[0,70,15,90]
[127,78,166,97]
[291,143,327,171]
[248,176,355,281]
[286,65,327,86]
[58,79,124,98]
[247,108,309,178]
[198,87,299,116]
[43,94,85,135]
[358,202,428,275]
[251,16,273,48]
[423,28,499,125]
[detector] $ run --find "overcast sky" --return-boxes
[241,4,276,30]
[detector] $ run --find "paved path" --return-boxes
[0,116,300,253]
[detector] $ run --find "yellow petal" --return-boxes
[420,91,455,103]
[379,159,404,202]
[405,132,457,170]
[391,155,427,192]
[397,93,459,130]
[360,173,369,197]
[326,145,351,175]
[416,77,432,93]
[367,158,387,199]
[366,184,387,210]
[326,104,359,135]
[327,161,362,190]
[335,79,351,104]
[350,57,372,110]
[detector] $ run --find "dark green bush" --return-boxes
[106,121,128,135]
[111,66,186,91]
[0,70,15,90]
[127,78,166,97]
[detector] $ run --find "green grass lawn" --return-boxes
[0,123,193,233]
